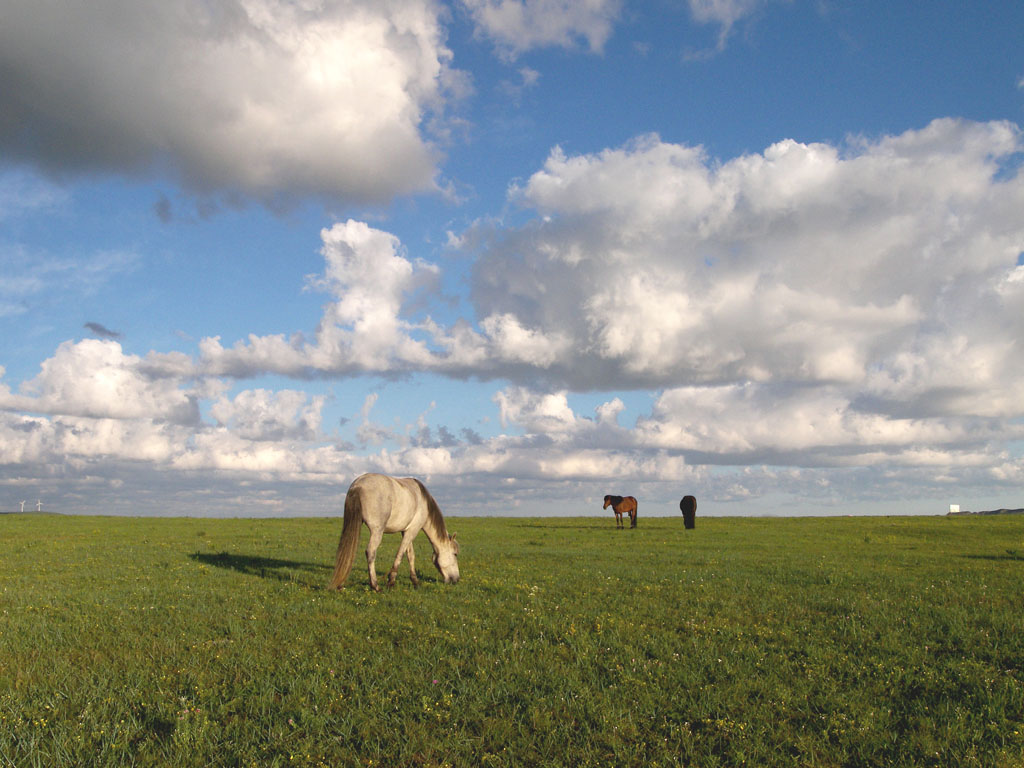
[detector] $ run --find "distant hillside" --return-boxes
[948,508,1024,516]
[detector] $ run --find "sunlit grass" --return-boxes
[1,513,1023,766]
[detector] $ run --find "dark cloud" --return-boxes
[154,195,173,224]
[0,0,449,206]
[84,322,121,339]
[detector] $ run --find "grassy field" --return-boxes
[1,512,1023,767]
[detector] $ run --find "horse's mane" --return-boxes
[414,478,448,537]
[606,495,624,506]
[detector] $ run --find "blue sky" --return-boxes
[2,0,1023,517]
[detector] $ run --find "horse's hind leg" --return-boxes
[366,527,385,592]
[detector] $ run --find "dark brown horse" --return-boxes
[603,495,638,529]
[680,495,697,529]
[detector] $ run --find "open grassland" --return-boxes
[2,513,1023,768]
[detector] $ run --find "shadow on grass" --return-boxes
[191,551,330,583]
[190,551,448,590]
[963,552,1024,563]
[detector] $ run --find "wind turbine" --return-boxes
[20,500,26,513]
[36,500,42,512]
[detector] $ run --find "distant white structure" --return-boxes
[36,500,42,512]
[949,504,960,514]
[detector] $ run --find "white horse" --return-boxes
[328,473,460,591]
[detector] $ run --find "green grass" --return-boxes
[2,513,1023,767]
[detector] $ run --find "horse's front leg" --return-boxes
[366,528,385,592]
[406,540,419,588]
[387,529,420,588]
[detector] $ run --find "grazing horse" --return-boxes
[603,495,638,529]
[680,495,697,529]
[328,473,460,592]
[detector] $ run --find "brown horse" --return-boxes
[603,495,638,529]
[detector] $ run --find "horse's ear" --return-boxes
[451,532,457,540]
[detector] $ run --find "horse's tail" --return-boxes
[328,486,363,590]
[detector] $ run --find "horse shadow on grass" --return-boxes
[190,551,331,585]
[962,551,1024,563]
[191,550,451,591]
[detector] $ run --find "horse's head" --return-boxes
[432,532,460,584]
[603,495,612,509]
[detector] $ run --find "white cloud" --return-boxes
[454,119,1024,481]
[199,219,570,379]
[495,387,581,432]
[0,169,67,221]
[201,220,441,376]
[687,0,782,48]
[1,339,199,424]
[0,412,184,467]
[0,0,458,205]
[635,383,1021,464]
[688,0,769,27]
[478,313,569,366]
[4,119,1023,517]
[0,248,139,319]
[355,392,401,447]
[194,120,1024,484]
[210,389,325,442]
[460,0,622,58]
[471,119,1024,395]
[312,220,442,370]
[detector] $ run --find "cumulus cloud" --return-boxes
[210,389,325,442]
[0,345,702,516]
[460,0,622,58]
[495,386,586,432]
[198,218,570,379]
[5,119,1024,516]
[635,383,1022,466]
[198,121,1024,481]
[1,339,200,424]
[470,119,1024,395]
[458,118,1024,481]
[0,342,350,499]
[200,220,442,376]
[0,0,458,205]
